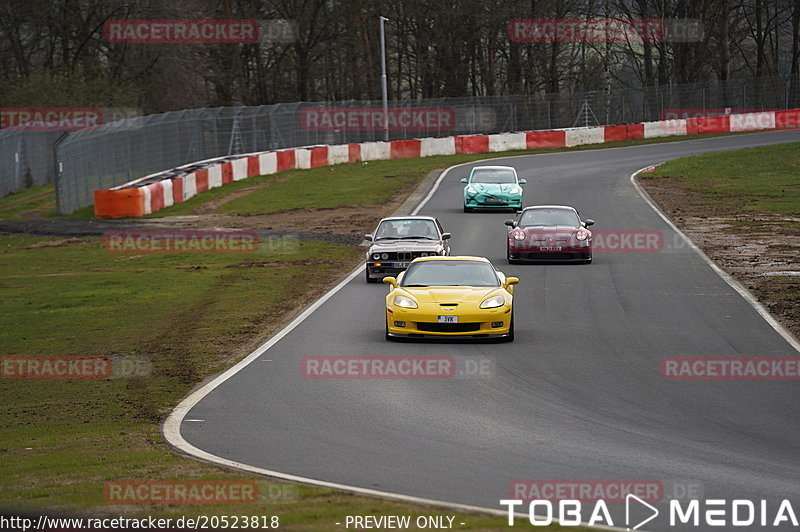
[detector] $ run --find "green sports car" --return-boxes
[461,165,526,212]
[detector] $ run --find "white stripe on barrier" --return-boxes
[730,111,775,132]
[489,132,526,152]
[295,148,311,169]
[259,152,277,175]
[420,137,455,156]
[565,127,605,147]
[183,173,197,201]
[360,141,391,161]
[328,144,350,165]
[162,179,174,208]
[644,119,687,137]
[208,165,223,188]
[142,185,152,215]
[232,158,249,180]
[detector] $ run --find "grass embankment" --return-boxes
[639,142,800,339]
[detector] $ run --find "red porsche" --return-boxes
[505,205,594,264]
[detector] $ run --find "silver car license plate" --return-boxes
[438,315,458,323]
[393,262,410,268]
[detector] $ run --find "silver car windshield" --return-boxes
[375,219,438,240]
[519,209,581,227]
[470,168,517,184]
[400,260,500,287]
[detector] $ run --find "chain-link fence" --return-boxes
[1,75,797,213]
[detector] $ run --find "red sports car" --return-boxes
[505,205,594,264]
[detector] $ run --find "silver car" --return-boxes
[364,216,451,282]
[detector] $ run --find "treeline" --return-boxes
[0,0,798,114]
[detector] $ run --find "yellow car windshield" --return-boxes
[401,261,499,287]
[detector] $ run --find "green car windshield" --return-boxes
[470,168,517,184]
[401,260,499,287]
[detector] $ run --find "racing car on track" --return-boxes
[505,205,594,263]
[383,256,518,341]
[365,216,451,282]
[461,165,526,212]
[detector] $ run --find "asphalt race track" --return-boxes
[172,130,800,531]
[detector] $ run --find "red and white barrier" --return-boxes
[420,137,456,156]
[565,127,605,147]
[93,108,800,218]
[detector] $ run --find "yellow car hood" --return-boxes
[402,286,502,305]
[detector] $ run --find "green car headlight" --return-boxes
[480,294,505,309]
[393,294,418,309]
[467,186,477,194]
[509,186,521,195]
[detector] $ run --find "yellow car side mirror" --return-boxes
[505,276,519,286]
[382,276,398,288]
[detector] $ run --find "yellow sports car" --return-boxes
[383,256,518,341]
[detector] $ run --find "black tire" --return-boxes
[463,205,473,213]
[507,248,519,265]
[385,318,398,341]
[366,268,378,283]
[584,254,592,264]
[504,313,515,342]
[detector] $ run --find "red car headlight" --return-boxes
[513,230,526,241]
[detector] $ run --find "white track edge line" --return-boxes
[631,166,800,353]
[163,159,629,531]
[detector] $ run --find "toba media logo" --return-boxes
[502,479,798,528]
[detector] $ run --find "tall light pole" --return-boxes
[379,16,389,141]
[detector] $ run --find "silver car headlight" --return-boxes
[372,252,381,260]
[393,294,418,309]
[480,294,505,309]
[509,186,521,195]
[467,186,477,194]
[381,253,389,260]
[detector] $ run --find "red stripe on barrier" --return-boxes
[247,156,260,177]
[171,178,184,203]
[93,188,147,218]
[776,109,800,128]
[195,168,209,193]
[221,162,234,184]
[276,150,295,172]
[310,146,329,168]
[626,123,645,139]
[525,130,566,148]
[603,125,627,142]
[348,143,361,163]
[390,139,422,159]
[687,116,730,134]
[456,135,489,154]
[148,182,164,213]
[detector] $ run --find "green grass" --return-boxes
[0,184,56,220]
[644,142,800,216]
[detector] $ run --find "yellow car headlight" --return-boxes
[480,294,505,309]
[393,294,418,309]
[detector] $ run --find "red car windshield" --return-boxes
[519,209,580,227]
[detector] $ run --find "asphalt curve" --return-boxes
[172,130,800,531]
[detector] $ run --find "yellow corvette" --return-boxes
[383,256,518,341]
